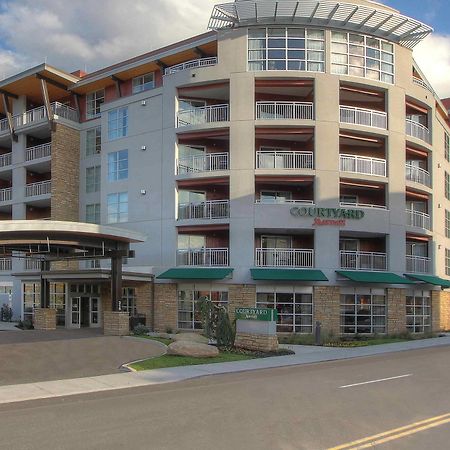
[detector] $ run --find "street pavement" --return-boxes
[0,345,449,450]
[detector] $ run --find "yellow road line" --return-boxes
[328,413,450,450]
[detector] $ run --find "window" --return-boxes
[331,32,394,84]
[108,107,128,140]
[23,283,40,322]
[257,289,313,333]
[107,192,128,223]
[177,288,228,330]
[132,73,155,94]
[108,150,128,181]
[121,288,137,315]
[86,203,101,224]
[446,133,450,162]
[86,126,101,156]
[248,27,325,72]
[340,289,386,334]
[50,283,66,326]
[406,291,431,333]
[446,249,450,276]
[446,210,450,238]
[86,90,105,119]
[86,166,101,193]
[23,282,66,325]
[446,172,450,200]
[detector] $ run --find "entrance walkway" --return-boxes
[0,329,165,386]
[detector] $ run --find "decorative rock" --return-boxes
[167,341,219,358]
[173,333,209,343]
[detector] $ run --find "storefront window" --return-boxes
[50,283,66,326]
[121,288,137,316]
[406,291,431,333]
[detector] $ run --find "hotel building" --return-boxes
[1,0,450,335]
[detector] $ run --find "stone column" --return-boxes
[439,291,450,331]
[103,311,129,336]
[228,284,256,322]
[34,308,57,330]
[313,286,340,336]
[387,288,407,334]
[431,290,442,332]
[153,283,177,332]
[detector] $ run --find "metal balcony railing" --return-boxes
[256,198,314,205]
[0,257,12,271]
[339,202,387,210]
[178,200,229,220]
[25,180,51,197]
[339,106,387,129]
[255,248,314,268]
[177,152,229,174]
[25,259,42,270]
[412,77,434,95]
[256,101,314,120]
[13,102,78,128]
[0,188,12,202]
[256,151,314,169]
[177,248,229,266]
[405,119,431,144]
[406,209,431,230]
[340,154,386,177]
[165,57,218,75]
[177,104,229,127]
[406,255,431,274]
[0,153,12,168]
[405,164,431,187]
[340,251,387,271]
[26,143,52,162]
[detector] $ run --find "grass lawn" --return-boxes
[324,337,412,348]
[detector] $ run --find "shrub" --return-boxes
[165,326,173,334]
[216,308,234,347]
[22,319,34,330]
[133,324,150,336]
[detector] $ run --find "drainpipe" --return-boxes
[151,275,155,331]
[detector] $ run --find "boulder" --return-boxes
[167,341,219,358]
[173,333,209,343]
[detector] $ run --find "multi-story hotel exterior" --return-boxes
[1,0,450,335]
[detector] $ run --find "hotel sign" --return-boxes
[235,307,278,322]
[290,207,365,226]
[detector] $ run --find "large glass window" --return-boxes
[86,166,101,193]
[256,289,313,333]
[446,210,450,239]
[406,291,431,333]
[86,126,101,156]
[86,90,105,119]
[121,287,137,316]
[86,203,101,224]
[23,283,66,326]
[108,150,128,181]
[340,289,386,334]
[248,28,325,72]
[331,32,394,84]
[23,283,40,322]
[108,107,128,140]
[107,192,128,223]
[445,133,450,162]
[132,73,155,94]
[177,288,228,330]
[446,172,450,200]
[50,283,66,326]
[446,249,450,276]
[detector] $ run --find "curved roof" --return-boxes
[208,0,432,49]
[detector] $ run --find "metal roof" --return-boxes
[208,0,432,49]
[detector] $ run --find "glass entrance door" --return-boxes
[70,297,81,328]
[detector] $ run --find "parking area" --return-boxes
[0,329,165,386]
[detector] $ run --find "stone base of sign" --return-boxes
[103,311,130,336]
[234,332,278,352]
[34,308,57,331]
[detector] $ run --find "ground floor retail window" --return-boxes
[121,288,137,316]
[340,288,386,334]
[256,288,313,333]
[406,290,431,333]
[177,288,228,330]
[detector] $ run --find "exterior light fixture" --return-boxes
[141,100,146,106]
[140,189,147,195]
[141,145,147,151]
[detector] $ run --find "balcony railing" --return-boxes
[0,257,12,271]
[412,77,434,95]
[177,248,229,266]
[339,106,387,129]
[165,57,218,75]
[25,180,51,197]
[405,119,431,144]
[256,101,314,120]
[177,104,229,127]
[255,248,314,268]
[177,152,229,174]
[405,164,431,187]
[340,154,386,177]
[178,200,230,220]
[340,202,387,210]
[256,151,314,169]
[0,153,12,168]
[340,251,387,271]
[13,102,79,129]
[256,198,314,205]
[0,188,12,202]
[25,259,42,271]
[406,255,431,274]
[406,209,431,230]
[26,143,51,162]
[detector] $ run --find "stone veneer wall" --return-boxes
[387,288,407,334]
[103,311,129,336]
[235,333,278,352]
[440,291,450,331]
[313,286,340,335]
[34,308,57,330]
[431,290,441,332]
[154,283,177,332]
[228,284,256,322]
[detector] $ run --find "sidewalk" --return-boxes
[1,335,449,405]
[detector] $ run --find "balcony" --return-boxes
[177,104,229,127]
[25,259,41,271]
[340,154,386,177]
[340,251,387,271]
[0,188,12,203]
[256,198,313,205]
[405,119,431,144]
[0,257,12,271]
[405,164,431,188]
[0,153,11,168]
[255,248,314,268]
[339,106,387,130]
[256,101,314,121]
[25,180,51,197]
[177,152,228,174]
[165,57,218,75]
[177,248,228,266]
[405,209,431,231]
[256,151,314,170]
[339,201,386,210]
[406,255,431,274]
[178,200,229,220]
[412,77,434,94]
[26,143,51,162]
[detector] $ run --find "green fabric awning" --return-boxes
[250,268,328,281]
[336,271,414,284]
[157,268,233,280]
[404,274,450,288]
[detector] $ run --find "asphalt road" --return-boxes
[1,346,450,450]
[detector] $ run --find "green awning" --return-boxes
[404,274,450,288]
[157,268,233,280]
[250,269,328,281]
[336,271,415,284]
